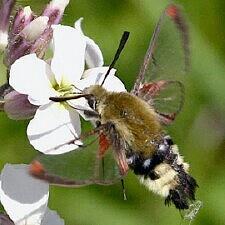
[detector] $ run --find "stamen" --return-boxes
[70,84,83,92]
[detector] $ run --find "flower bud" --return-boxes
[31,27,53,58]
[4,91,38,120]
[21,16,49,42]
[4,35,32,66]
[5,16,50,66]
[42,0,69,25]
[4,6,35,66]
[9,6,34,39]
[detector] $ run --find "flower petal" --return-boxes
[27,102,81,155]
[68,97,95,121]
[85,37,104,68]
[51,25,86,85]
[9,54,57,105]
[101,73,126,92]
[41,208,64,225]
[78,67,126,92]
[74,18,104,68]
[74,18,84,35]
[0,164,49,225]
[4,91,38,120]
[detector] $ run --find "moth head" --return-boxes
[83,85,107,110]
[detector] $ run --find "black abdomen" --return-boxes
[126,135,198,210]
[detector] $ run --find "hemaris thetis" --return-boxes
[30,4,198,210]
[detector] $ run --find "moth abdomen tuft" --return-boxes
[128,135,198,210]
[165,173,198,210]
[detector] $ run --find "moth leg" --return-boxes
[102,122,129,176]
[89,122,129,176]
[121,179,127,200]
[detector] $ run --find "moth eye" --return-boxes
[87,97,97,110]
[96,121,101,127]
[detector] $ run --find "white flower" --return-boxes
[74,18,104,68]
[9,24,126,155]
[0,164,64,225]
[9,25,85,155]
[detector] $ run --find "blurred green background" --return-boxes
[1,0,225,225]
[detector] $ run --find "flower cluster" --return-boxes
[0,0,126,224]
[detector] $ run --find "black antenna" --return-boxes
[101,31,130,86]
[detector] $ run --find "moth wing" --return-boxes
[99,132,129,176]
[132,5,189,123]
[132,4,189,93]
[137,80,184,125]
[30,132,125,187]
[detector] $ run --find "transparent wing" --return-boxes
[133,4,189,92]
[137,80,184,125]
[132,5,189,123]
[29,132,124,187]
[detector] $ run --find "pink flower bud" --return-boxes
[5,16,51,66]
[4,35,32,66]
[21,16,49,42]
[4,6,35,66]
[42,0,69,25]
[31,27,53,58]
[9,6,34,39]
[4,91,38,120]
